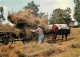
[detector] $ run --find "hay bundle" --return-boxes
[0,23,12,32]
[8,9,49,38]
[40,19,49,33]
[8,9,40,27]
[12,26,21,36]
[0,23,20,36]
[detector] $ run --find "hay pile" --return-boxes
[0,23,20,36]
[8,9,49,38]
[0,44,25,57]
[0,43,67,57]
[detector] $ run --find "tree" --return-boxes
[0,7,5,22]
[23,1,39,16]
[74,0,80,22]
[0,7,4,14]
[50,8,71,25]
[74,0,79,3]
[38,12,48,19]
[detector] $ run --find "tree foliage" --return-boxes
[74,0,80,22]
[23,1,39,16]
[0,7,4,14]
[38,12,48,19]
[50,8,71,25]
[0,7,5,22]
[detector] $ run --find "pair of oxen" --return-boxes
[46,24,71,42]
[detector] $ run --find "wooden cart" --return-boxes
[0,31,12,45]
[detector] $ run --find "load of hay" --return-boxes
[0,23,20,36]
[7,9,49,39]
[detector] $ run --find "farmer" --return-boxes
[31,24,44,44]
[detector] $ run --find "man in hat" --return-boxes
[31,24,44,43]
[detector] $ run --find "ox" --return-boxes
[47,24,70,42]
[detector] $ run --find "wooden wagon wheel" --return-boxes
[2,34,10,45]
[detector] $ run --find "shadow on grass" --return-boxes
[47,37,74,44]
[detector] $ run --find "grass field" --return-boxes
[0,28,80,57]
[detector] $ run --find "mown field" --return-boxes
[0,28,80,57]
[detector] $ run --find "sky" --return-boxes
[0,0,78,25]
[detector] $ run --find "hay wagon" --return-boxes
[0,30,28,44]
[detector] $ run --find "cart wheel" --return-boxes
[3,36,9,45]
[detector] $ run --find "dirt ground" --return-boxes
[0,28,80,57]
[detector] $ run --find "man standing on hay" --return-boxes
[31,24,44,44]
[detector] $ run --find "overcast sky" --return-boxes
[0,0,77,24]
